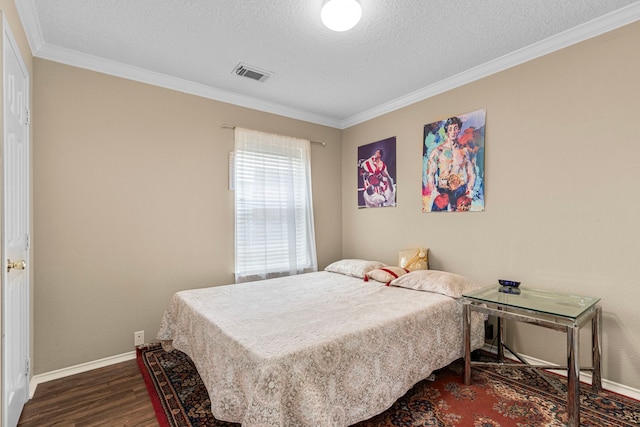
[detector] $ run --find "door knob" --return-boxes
[7,259,26,272]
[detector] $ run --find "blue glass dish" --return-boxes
[498,279,521,288]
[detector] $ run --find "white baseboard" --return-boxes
[29,345,640,403]
[481,344,640,401]
[29,350,136,399]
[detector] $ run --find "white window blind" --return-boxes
[234,127,318,283]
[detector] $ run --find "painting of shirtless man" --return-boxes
[422,109,485,212]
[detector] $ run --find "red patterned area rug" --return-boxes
[137,343,640,426]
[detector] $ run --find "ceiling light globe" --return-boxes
[321,0,362,32]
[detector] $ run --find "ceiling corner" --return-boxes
[15,0,45,55]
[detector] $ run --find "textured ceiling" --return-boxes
[17,0,640,128]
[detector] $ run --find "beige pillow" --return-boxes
[398,248,429,271]
[389,270,480,298]
[365,266,411,285]
[324,259,387,279]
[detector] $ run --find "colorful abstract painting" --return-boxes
[358,137,397,208]
[422,109,485,212]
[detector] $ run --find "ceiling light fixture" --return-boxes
[321,0,362,32]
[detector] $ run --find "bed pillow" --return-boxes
[389,270,480,298]
[398,247,429,271]
[366,266,410,285]
[324,259,387,279]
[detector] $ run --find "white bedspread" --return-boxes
[157,271,484,426]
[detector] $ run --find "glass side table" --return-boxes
[462,285,602,427]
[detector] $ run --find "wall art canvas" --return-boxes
[422,109,485,212]
[358,137,397,208]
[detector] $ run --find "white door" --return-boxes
[2,20,30,427]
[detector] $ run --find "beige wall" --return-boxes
[26,12,640,393]
[341,21,640,389]
[1,1,34,422]
[32,59,342,373]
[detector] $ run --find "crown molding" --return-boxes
[14,0,43,53]
[341,2,640,128]
[16,2,640,130]
[33,42,343,129]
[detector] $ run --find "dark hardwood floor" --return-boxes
[18,359,159,427]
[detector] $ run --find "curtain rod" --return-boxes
[221,124,325,147]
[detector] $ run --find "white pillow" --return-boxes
[389,270,480,298]
[324,259,387,279]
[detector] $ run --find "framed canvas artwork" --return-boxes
[358,137,397,208]
[422,109,485,212]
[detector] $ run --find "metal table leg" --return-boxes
[592,306,602,390]
[464,304,471,385]
[567,324,580,427]
[497,314,504,361]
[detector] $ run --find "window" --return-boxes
[234,127,318,283]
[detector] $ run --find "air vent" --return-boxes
[232,63,272,82]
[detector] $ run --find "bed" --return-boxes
[157,259,485,426]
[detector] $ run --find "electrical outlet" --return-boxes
[134,330,144,346]
[485,323,494,340]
